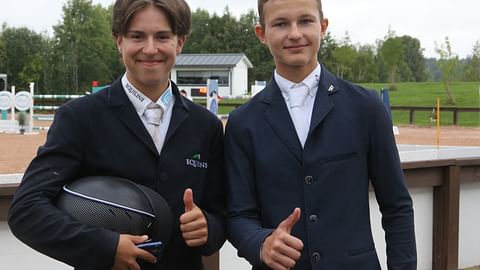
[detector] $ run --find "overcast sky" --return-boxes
[1,0,478,58]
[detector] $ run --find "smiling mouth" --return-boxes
[284,44,308,50]
[137,60,163,66]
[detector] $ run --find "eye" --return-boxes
[127,32,144,40]
[273,22,287,28]
[300,19,314,25]
[155,32,173,41]
[157,34,169,40]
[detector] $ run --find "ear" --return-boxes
[255,24,267,45]
[320,18,329,37]
[176,35,186,55]
[115,34,123,54]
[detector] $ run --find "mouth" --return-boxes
[137,59,163,67]
[284,44,308,51]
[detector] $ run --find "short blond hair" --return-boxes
[257,0,324,27]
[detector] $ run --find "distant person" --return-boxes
[209,90,219,115]
[8,0,226,269]
[224,0,416,269]
[180,89,193,101]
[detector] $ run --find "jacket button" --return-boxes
[309,214,318,222]
[160,172,168,182]
[305,176,313,184]
[312,252,321,261]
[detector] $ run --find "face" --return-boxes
[116,4,185,100]
[256,0,328,81]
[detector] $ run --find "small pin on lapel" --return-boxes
[328,85,334,92]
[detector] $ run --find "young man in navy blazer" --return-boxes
[224,0,417,269]
[8,0,225,269]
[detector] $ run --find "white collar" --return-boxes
[121,74,174,117]
[275,63,321,98]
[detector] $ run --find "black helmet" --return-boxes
[56,176,172,252]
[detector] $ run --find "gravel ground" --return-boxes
[1,125,479,174]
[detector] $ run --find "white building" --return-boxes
[171,53,253,98]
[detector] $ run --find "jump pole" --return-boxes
[436,97,440,149]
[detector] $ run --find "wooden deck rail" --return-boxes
[1,157,480,270]
[390,106,480,126]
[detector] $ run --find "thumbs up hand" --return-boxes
[180,188,208,247]
[261,208,304,270]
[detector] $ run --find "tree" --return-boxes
[399,35,427,82]
[463,40,480,81]
[0,29,7,73]
[435,37,458,104]
[332,44,356,79]
[352,45,377,83]
[379,37,404,86]
[0,25,48,90]
[330,32,356,79]
[318,32,338,72]
[52,0,118,93]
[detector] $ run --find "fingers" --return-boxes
[181,220,208,246]
[277,207,301,234]
[130,234,149,245]
[112,234,155,270]
[180,214,207,232]
[180,207,208,247]
[261,208,304,270]
[183,188,195,212]
[136,248,157,264]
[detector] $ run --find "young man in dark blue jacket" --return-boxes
[8,1,226,269]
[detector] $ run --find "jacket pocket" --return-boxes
[346,246,375,257]
[322,152,357,165]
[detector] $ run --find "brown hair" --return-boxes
[112,0,191,37]
[257,0,324,27]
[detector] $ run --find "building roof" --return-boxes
[175,53,253,68]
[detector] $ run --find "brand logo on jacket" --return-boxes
[186,154,208,169]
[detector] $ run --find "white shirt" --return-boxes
[275,63,321,147]
[121,74,175,154]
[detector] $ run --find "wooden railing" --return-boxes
[390,106,479,126]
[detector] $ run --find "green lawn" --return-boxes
[360,82,480,127]
[214,81,480,127]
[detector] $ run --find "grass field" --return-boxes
[361,82,480,127]
[216,81,480,127]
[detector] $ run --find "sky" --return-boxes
[0,0,478,59]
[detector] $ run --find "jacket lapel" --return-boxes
[164,83,189,144]
[262,80,303,162]
[308,66,338,135]
[107,79,158,155]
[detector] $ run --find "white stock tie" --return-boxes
[144,103,163,153]
[289,85,309,147]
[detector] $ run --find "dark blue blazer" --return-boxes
[225,66,416,270]
[8,78,226,270]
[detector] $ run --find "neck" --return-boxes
[126,73,169,102]
[276,62,318,83]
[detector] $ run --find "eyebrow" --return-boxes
[126,29,173,35]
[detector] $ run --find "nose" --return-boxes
[142,37,157,55]
[288,23,302,40]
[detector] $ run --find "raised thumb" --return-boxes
[277,207,301,234]
[183,188,195,212]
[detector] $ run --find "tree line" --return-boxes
[1,0,479,99]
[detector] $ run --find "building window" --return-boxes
[177,70,229,86]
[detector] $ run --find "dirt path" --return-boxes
[1,126,479,174]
